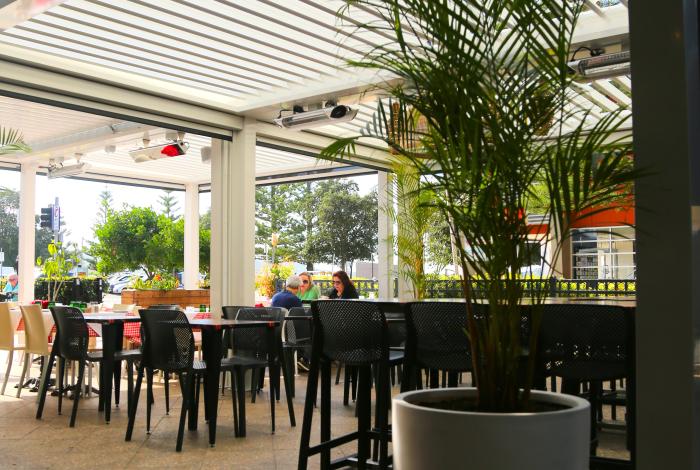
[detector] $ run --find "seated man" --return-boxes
[270,275,303,310]
[2,273,18,302]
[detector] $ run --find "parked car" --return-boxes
[109,271,147,294]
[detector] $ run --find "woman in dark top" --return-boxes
[327,270,359,299]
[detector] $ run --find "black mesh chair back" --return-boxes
[233,308,282,358]
[222,305,250,320]
[539,303,628,380]
[285,307,312,345]
[138,308,194,372]
[311,300,387,366]
[405,301,474,372]
[50,306,89,361]
[149,304,181,310]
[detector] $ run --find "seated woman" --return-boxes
[327,270,359,299]
[297,271,321,302]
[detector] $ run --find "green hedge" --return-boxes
[33,278,104,304]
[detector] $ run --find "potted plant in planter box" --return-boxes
[324,1,640,469]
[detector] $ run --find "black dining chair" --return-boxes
[125,308,204,452]
[538,303,631,454]
[282,306,312,398]
[36,306,104,427]
[401,301,476,392]
[298,300,391,469]
[220,307,295,436]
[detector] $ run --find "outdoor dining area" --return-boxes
[0,293,635,470]
[0,0,697,468]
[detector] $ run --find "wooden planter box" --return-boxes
[120,289,210,308]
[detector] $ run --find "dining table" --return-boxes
[187,318,296,447]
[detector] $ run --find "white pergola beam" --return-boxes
[0,47,242,136]
[183,183,200,290]
[236,68,400,114]
[17,163,36,303]
[20,121,154,162]
[572,5,628,45]
[256,122,392,170]
[377,171,394,299]
[210,118,257,316]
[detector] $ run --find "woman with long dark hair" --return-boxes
[328,270,359,299]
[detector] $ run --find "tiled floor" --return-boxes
[0,359,629,469]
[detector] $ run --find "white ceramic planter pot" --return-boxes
[392,388,590,470]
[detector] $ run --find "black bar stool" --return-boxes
[298,300,391,470]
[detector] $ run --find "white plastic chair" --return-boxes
[0,303,25,395]
[18,304,50,398]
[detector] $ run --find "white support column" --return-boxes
[183,183,200,290]
[17,163,37,304]
[210,118,257,318]
[377,172,394,299]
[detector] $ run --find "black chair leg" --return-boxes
[352,367,358,401]
[164,372,170,415]
[298,348,320,470]
[357,366,372,468]
[269,365,276,434]
[235,368,247,437]
[69,361,86,427]
[343,365,351,406]
[320,360,331,470]
[146,369,153,434]
[176,372,190,452]
[36,352,56,420]
[126,360,134,416]
[230,371,239,437]
[281,357,296,427]
[335,361,342,384]
[57,357,65,416]
[125,364,144,442]
[114,359,121,407]
[250,369,258,404]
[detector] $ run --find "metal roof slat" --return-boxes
[45,6,303,86]
[70,0,327,79]
[34,12,288,89]
[2,29,253,97]
[14,22,268,95]
[0,34,246,98]
[127,0,339,75]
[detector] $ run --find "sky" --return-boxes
[0,169,378,247]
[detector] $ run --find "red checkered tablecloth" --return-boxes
[123,311,211,345]
[16,318,100,337]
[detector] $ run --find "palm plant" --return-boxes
[323,0,640,412]
[0,127,30,155]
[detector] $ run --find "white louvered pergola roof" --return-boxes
[0,0,632,185]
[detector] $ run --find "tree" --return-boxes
[313,187,378,273]
[96,187,113,225]
[255,183,304,261]
[0,186,58,269]
[158,190,179,221]
[90,206,184,278]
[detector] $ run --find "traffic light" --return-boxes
[40,206,53,229]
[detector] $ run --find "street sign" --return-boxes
[0,250,4,263]
[52,205,60,232]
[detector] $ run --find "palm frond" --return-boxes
[0,127,31,155]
